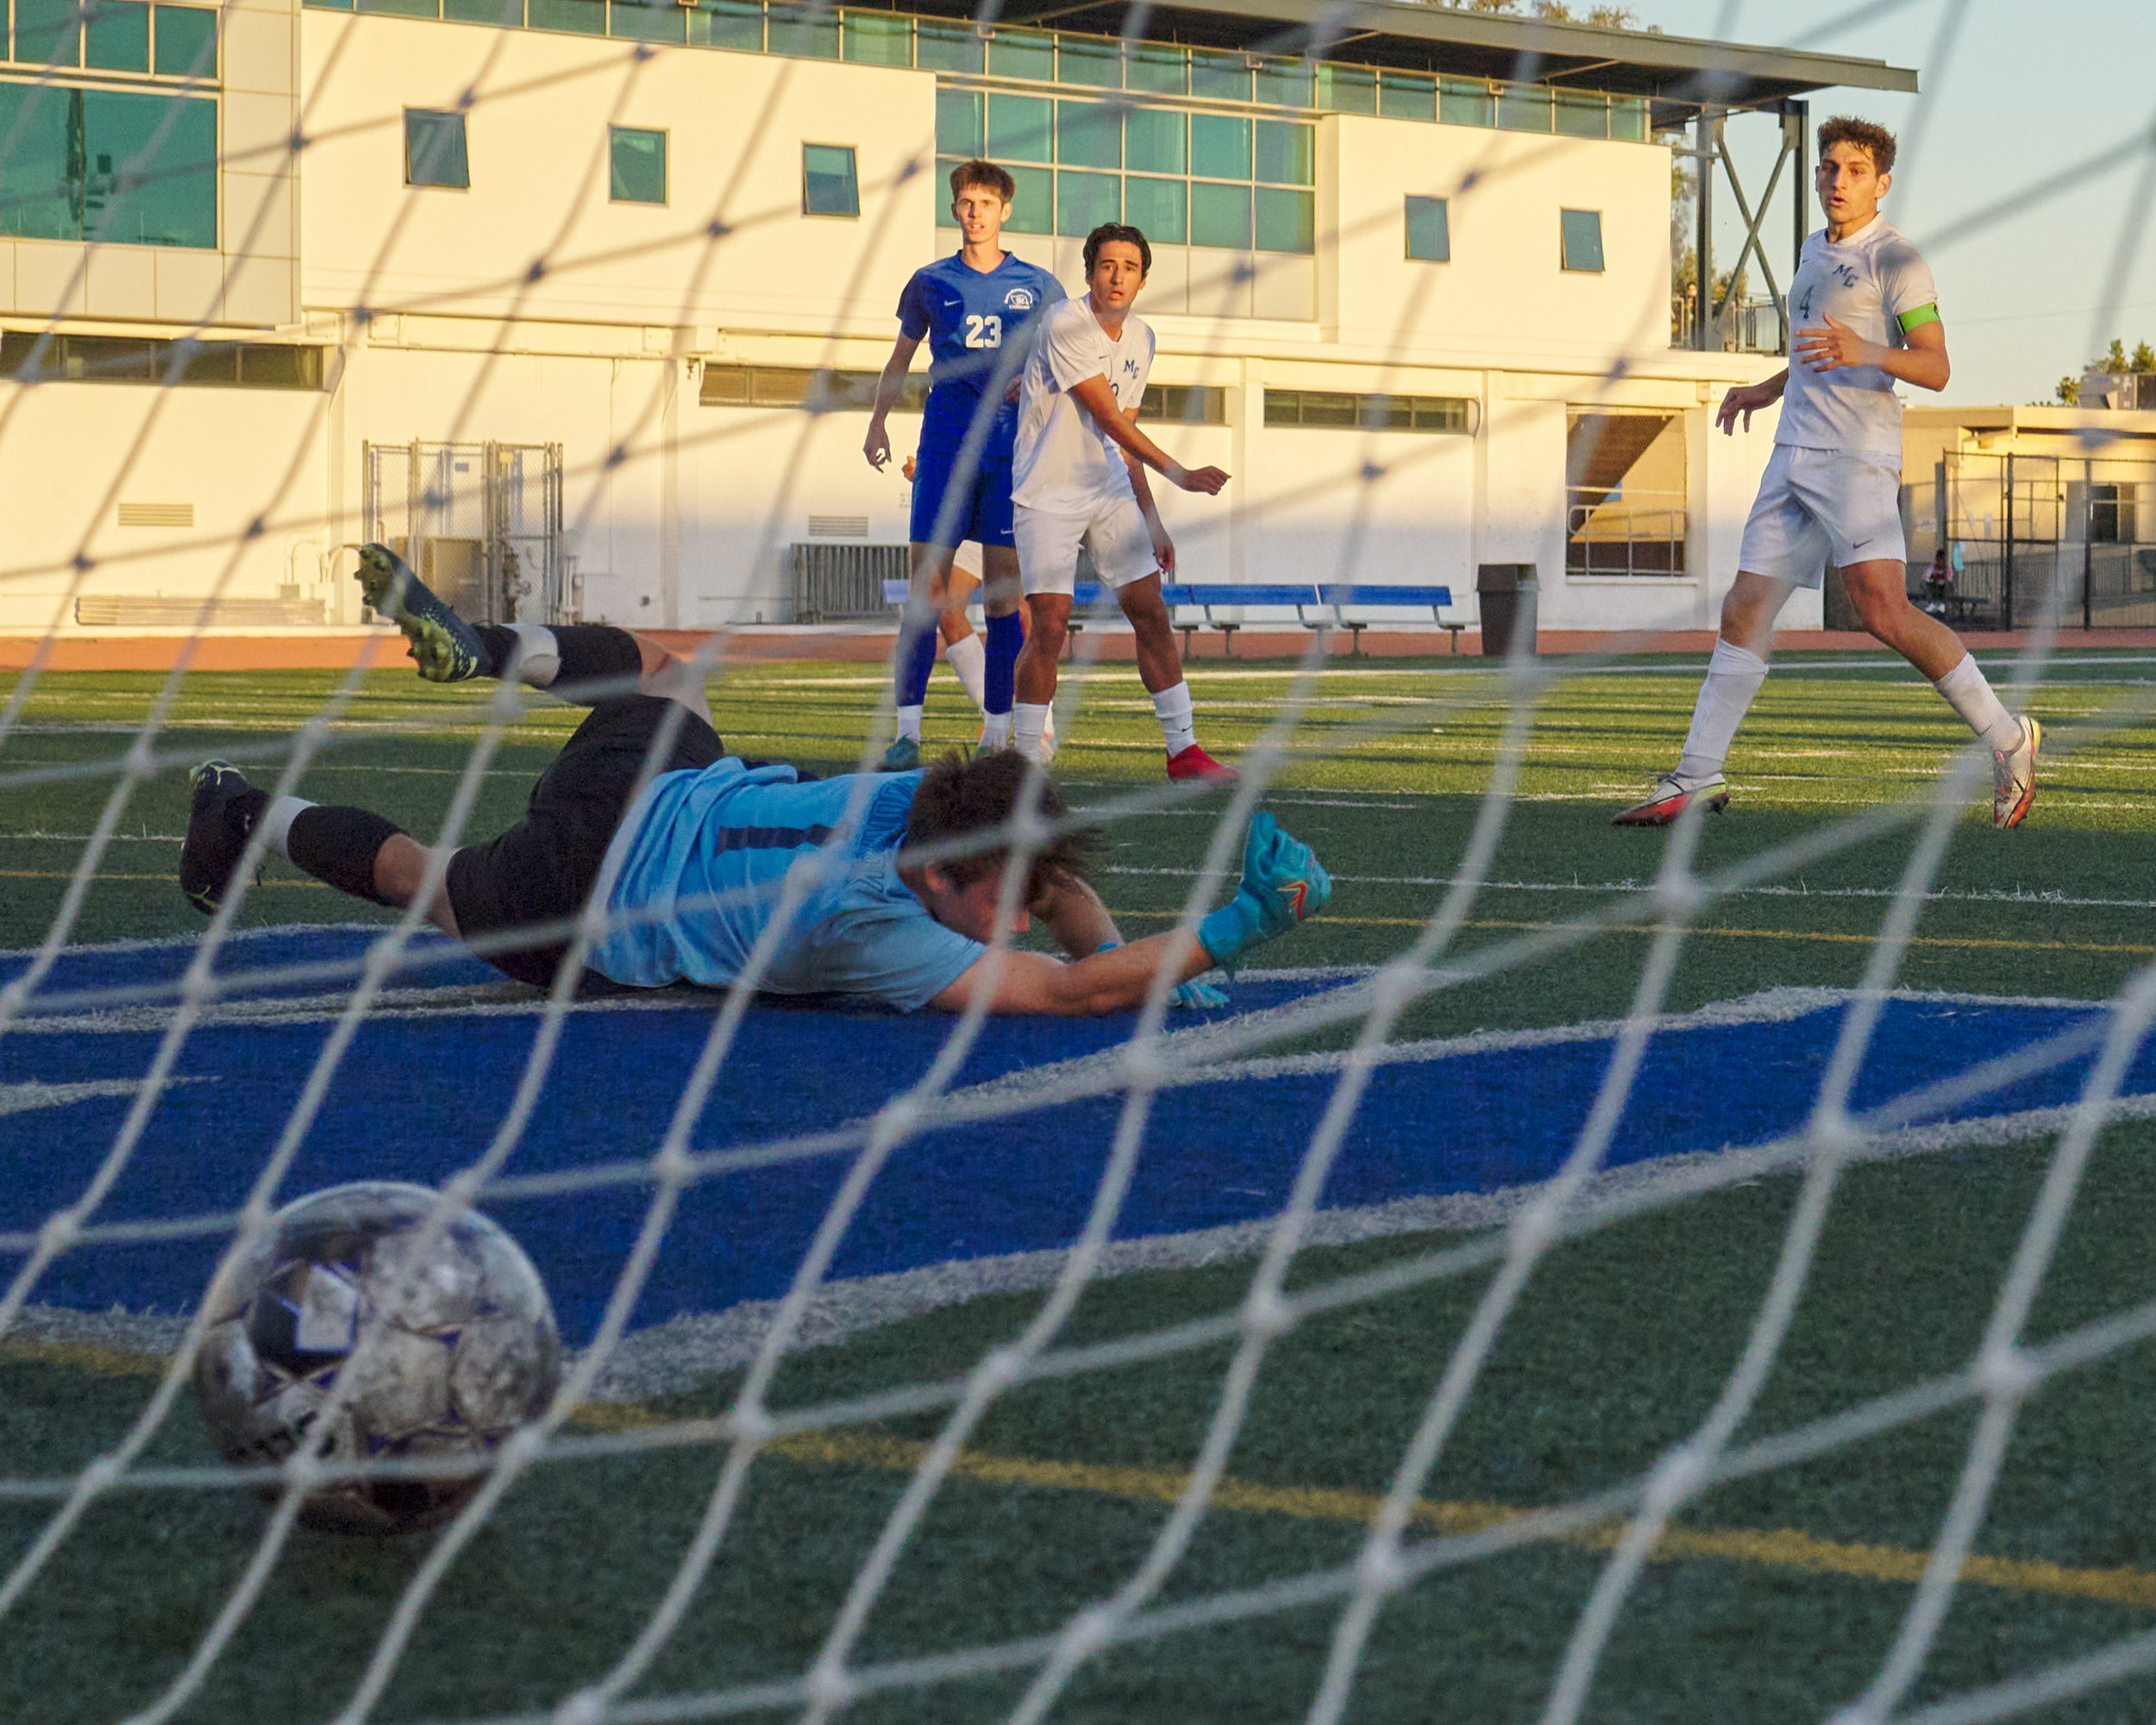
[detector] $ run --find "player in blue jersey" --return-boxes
[176,548,1325,1013]
[864,160,1065,767]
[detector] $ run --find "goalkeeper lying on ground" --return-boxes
[178,547,1329,1015]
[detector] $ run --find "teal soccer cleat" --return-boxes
[356,543,489,683]
[879,736,923,772]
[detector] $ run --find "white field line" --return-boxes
[0,1078,205,1118]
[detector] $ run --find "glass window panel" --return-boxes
[85,1,151,71]
[1124,106,1182,174]
[1122,173,1184,244]
[1056,34,1119,88]
[699,364,752,404]
[1190,113,1250,180]
[0,83,81,240]
[1610,95,1647,142]
[1438,77,1492,127]
[610,126,666,202]
[1378,71,1434,122]
[527,0,605,33]
[1404,193,1448,262]
[1252,59,1312,108]
[1315,64,1376,115]
[1253,119,1312,185]
[688,0,762,50]
[1189,180,1250,249]
[935,89,981,158]
[236,345,324,389]
[1125,43,1185,93]
[1497,83,1551,131]
[1300,392,1357,428]
[16,0,82,66]
[1188,51,1248,103]
[84,89,216,246]
[446,0,523,22]
[841,12,909,66]
[1253,185,1312,254]
[357,0,436,16]
[1561,206,1604,272]
[1144,384,1225,424]
[1002,160,1050,233]
[986,92,1052,164]
[987,27,1052,82]
[1056,168,1118,237]
[173,341,241,383]
[801,141,858,215]
[611,0,683,42]
[766,2,836,57]
[1414,397,1470,432]
[912,19,980,72]
[303,0,354,11]
[1056,99,1118,169]
[1554,91,1607,137]
[404,108,469,187]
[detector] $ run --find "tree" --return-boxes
[2054,339,2156,402]
[2056,375,2081,405]
[1460,0,1641,22]
[2133,341,2156,374]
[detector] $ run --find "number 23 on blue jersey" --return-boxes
[963,314,1001,349]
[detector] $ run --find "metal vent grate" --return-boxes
[790,543,906,623]
[806,514,869,538]
[116,503,194,528]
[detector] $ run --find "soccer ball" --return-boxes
[193,1180,561,1535]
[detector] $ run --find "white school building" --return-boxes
[0,0,1917,644]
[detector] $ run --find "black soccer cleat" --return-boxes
[355,543,490,683]
[181,760,263,916]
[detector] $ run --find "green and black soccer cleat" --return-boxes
[180,759,262,915]
[878,736,923,772]
[356,543,490,683]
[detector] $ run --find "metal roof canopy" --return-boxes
[946,0,1919,116]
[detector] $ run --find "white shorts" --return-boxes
[1737,444,1907,587]
[1014,493,1159,598]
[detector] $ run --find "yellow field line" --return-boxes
[9,1333,2155,1610]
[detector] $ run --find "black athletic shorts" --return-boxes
[446,695,725,989]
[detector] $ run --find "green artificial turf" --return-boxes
[4,647,2156,1722]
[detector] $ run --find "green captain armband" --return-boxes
[1897,304,1941,333]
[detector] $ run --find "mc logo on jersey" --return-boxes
[1123,358,1141,380]
[1004,287,1036,312]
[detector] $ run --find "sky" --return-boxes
[1612,0,2156,405]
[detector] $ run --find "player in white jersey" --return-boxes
[1615,115,2040,831]
[1009,223,1235,782]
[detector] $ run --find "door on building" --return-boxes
[364,442,565,624]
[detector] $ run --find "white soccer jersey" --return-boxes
[1011,296,1156,516]
[1777,215,1940,460]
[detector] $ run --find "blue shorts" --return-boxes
[910,442,1015,549]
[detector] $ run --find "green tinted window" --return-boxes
[446,0,523,22]
[1056,169,1118,237]
[841,12,909,66]
[1056,99,1118,169]
[935,89,981,157]
[1253,119,1312,185]
[404,108,469,186]
[0,82,79,239]
[1188,50,1248,102]
[1438,77,1491,127]
[986,92,1052,163]
[84,1,150,71]
[1378,72,1434,122]
[1190,113,1250,179]
[1610,96,1647,141]
[766,2,835,57]
[1561,206,1603,271]
[1405,194,1448,261]
[912,19,980,72]
[1254,185,1312,254]
[1316,64,1376,115]
[1056,35,1119,87]
[360,0,439,17]
[1252,59,1311,108]
[687,0,761,50]
[1125,43,1184,93]
[987,27,1052,81]
[609,0,682,42]
[526,0,603,34]
[1497,84,1551,132]
[1123,174,1185,245]
[1190,180,1250,249]
[610,125,666,203]
[16,0,81,66]
[84,89,216,245]
[801,142,858,215]
[1124,106,1183,174]
[1003,162,1051,234]
[153,6,217,73]
[1554,91,1607,137]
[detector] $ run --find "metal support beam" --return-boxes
[1693,105,1716,352]
[1711,110,1799,350]
[1789,98,1809,352]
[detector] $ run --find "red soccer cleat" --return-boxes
[1611,771,1729,828]
[1166,743,1237,783]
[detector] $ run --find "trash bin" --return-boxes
[1476,563,1538,658]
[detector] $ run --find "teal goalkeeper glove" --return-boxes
[1092,942,1231,1010]
[1196,812,1332,969]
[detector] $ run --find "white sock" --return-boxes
[1152,681,1197,756]
[1012,701,1052,762]
[943,633,987,714]
[979,712,1012,750]
[504,622,559,688]
[1934,654,2022,751]
[896,705,923,743]
[257,795,314,859]
[1675,639,1769,783]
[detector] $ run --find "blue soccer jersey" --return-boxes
[897,251,1065,458]
[587,761,986,1011]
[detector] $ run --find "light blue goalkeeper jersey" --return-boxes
[587,761,985,1011]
